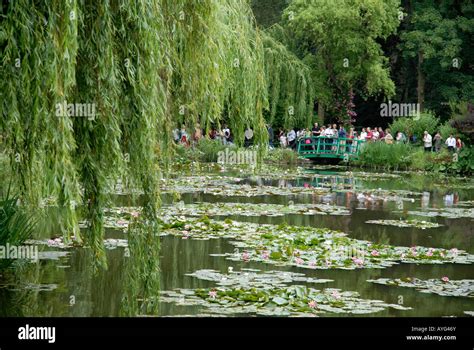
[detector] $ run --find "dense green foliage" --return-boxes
[389,113,439,139]
[398,0,474,116]
[281,0,401,122]
[356,142,473,174]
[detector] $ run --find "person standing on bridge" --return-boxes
[433,132,442,152]
[312,122,320,137]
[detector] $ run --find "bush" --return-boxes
[439,122,457,140]
[195,138,227,162]
[427,146,474,174]
[264,148,298,164]
[389,112,439,141]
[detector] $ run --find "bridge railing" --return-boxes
[297,136,365,159]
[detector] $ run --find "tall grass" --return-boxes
[0,189,36,269]
[356,142,413,170]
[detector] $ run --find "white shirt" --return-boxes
[324,128,334,137]
[423,134,432,147]
[359,131,367,140]
[244,128,253,139]
[287,130,296,142]
[446,137,456,147]
[373,131,379,140]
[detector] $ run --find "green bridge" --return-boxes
[297,137,365,161]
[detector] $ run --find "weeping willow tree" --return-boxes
[262,30,315,129]
[2,0,303,266]
[163,0,269,147]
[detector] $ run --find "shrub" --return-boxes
[195,138,227,162]
[439,122,458,140]
[389,112,439,140]
[264,148,298,164]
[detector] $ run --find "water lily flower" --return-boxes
[352,257,364,266]
[371,250,379,257]
[426,249,434,257]
[130,211,139,218]
[450,248,458,256]
[209,290,217,299]
[331,291,340,299]
[309,261,316,267]
[242,252,250,261]
[308,300,317,309]
[47,239,56,246]
[184,224,191,230]
[295,257,304,265]
[441,276,449,283]
[261,251,270,260]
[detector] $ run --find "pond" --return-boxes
[1,164,473,317]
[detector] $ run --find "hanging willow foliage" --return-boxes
[262,30,315,129]
[0,0,312,266]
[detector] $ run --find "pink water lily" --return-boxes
[426,249,434,257]
[130,211,139,218]
[295,257,304,265]
[371,250,379,257]
[450,248,458,255]
[209,290,217,299]
[352,257,364,266]
[261,251,270,260]
[441,276,449,283]
[309,261,316,267]
[331,291,340,299]
[242,252,250,262]
[308,300,317,309]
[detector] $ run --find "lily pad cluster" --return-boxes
[186,269,333,288]
[365,219,442,229]
[403,208,474,219]
[100,209,474,270]
[160,277,410,316]
[368,278,474,298]
[166,202,350,217]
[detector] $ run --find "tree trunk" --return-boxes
[417,50,425,112]
[318,103,325,124]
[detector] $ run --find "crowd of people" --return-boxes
[276,123,465,153]
[173,122,465,153]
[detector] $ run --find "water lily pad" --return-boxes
[160,284,411,316]
[368,278,474,297]
[365,219,442,229]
